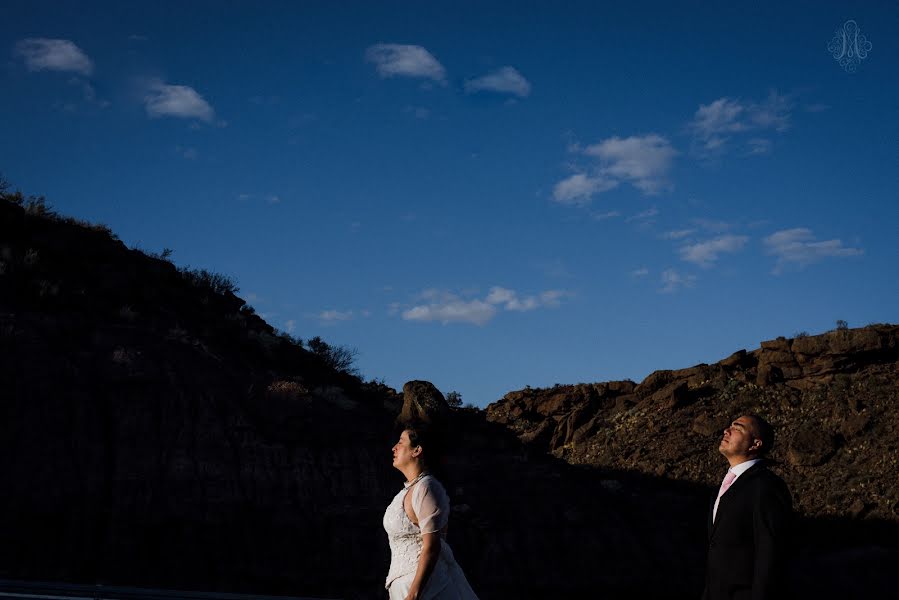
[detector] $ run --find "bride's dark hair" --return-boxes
[402,420,447,477]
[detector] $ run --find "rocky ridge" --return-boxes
[486,325,899,520]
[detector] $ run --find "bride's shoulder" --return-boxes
[419,474,448,495]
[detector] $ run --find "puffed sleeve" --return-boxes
[411,476,449,534]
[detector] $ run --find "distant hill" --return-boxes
[1,187,897,599]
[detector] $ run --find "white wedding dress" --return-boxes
[383,475,479,600]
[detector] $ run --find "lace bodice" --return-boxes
[383,475,450,588]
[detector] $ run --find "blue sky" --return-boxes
[3,1,897,406]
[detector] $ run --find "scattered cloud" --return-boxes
[591,210,621,221]
[15,38,94,75]
[763,228,863,274]
[317,309,355,322]
[143,78,215,122]
[690,97,746,146]
[464,66,531,97]
[661,228,696,240]
[267,195,281,205]
[128,34,149,42]
[689,91,792,157]
[285,319,296,333]
[749,91,791,131]
[747,138,772,155]
[403,296,496,326]
[552,173,618,205]
[552,133,676,205]
[631,268,649,277]
[660,269,696,293]
[365,44,446,83]
[584,134,678,194]
[401,286,567,326]
[679,234,749,267]
[625,207,659,222]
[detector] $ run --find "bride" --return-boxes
[383,422,479,600]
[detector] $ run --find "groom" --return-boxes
[702,415,792,600]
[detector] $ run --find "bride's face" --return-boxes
[392,430,420,469]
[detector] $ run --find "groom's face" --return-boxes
[719,415,761,459]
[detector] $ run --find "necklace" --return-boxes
[404,471,428,488]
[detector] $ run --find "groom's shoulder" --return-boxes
[746,462,791,497]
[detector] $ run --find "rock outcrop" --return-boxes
[486,325,899,521]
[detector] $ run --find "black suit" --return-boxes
[702,462,792,600]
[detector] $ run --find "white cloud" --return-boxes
[662,228,696,240]
[747,138,772,155]
[763,228,863,273]
[318,309,354,322]
[749,91,791,132]
[285,319,296,333]
[631,268,649,277]
[365,44,446,83]
[144,79,215,122]
[689,98,746,149]
[660,269,697,293]
[15,38,94,75]
[591,210,621,221]
[401,286,567,325]
[552,173,618,205]
[689,91,792,156]
[403,298,496,326]
[464,66,531,97]
[584,134,677,194]
[679,234,749,267]
[625,207,659,222]
[485,287,516,305]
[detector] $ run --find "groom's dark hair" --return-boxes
[746,414,775,456]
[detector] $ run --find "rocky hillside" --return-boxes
[2,188,898,599]
[486,325,899,522]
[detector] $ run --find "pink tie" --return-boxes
[718,471,737,498]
